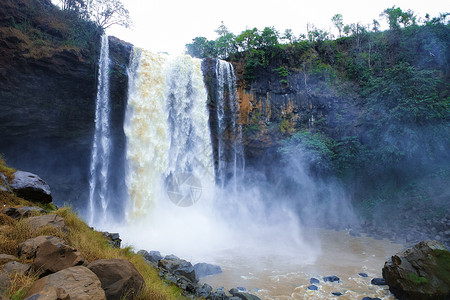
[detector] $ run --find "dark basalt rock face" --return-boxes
[0,0,132,211]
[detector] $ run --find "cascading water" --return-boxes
[87,43,400,299]
[124,48,214,220]
[88,35,112,225]
[215,60,245,190]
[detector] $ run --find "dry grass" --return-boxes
[0,155,16,182]
[0,208,184,299]
[0,158,183,299]
[54,207,183,299]
[4,271,38,300]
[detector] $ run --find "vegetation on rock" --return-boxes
[188,7,450,222]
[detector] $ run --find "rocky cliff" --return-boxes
[0,0,131,210]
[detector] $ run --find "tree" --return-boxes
[86,0,132,30]
[400,9,416,27]
[332,14,344,37]
[372,19,380,32]
[381,6,403,30]
[307,23,329,42]
[214,22,236,59]
[282,29,297,44]
[185,37,216,58]
[235,28,260,53]
[59,0,86,12]
[258,27,280,48]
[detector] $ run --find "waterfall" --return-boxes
[124,49,214,219]
[215,60,245,190]
[88,35,111,225]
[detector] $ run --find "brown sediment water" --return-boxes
[200,229,403,299]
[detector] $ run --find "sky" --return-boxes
[108,0,448,55]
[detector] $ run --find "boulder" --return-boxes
[158,258,197,284]
[87,259,144,300]
[193,262,222,278]
[382,240,450,300]
[1,206,45,220]
[27,214,66,231]
[10,171,52,203]
[25,266,106,300]
[18,235,85,276]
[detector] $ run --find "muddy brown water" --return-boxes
[200,229,403,299]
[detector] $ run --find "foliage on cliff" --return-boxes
[0,0,101,51]
[188,8,450,209]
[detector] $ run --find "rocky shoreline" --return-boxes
[1,168,449,299]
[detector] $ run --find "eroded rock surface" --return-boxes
[382,240,450,300]
[25,266,106,300]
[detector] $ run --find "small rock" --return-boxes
[209,290,227,300]
[24,286,69,300]
[164,254,180,260]
[0,254,17,264]
[1,206,45,220]
[101,232,121,248]
[310,277,320,284]
[358,273,368,278]
[2,261,30,275]
[229,292,261,300]
[371,278,386,286]
[332,292,343,296]
[323,275,340,282]
[307,285,318,291]
[138,250,162,263]
[196,283,212,298]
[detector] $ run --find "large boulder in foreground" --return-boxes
[25,266,106,300]
[18,235,85,276]
[382,240,450,300]
[10,171,52,203]
[87,259,144,300]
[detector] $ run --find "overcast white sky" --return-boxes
[108,0,448,55]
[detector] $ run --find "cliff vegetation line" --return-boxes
[187,8,450,224]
